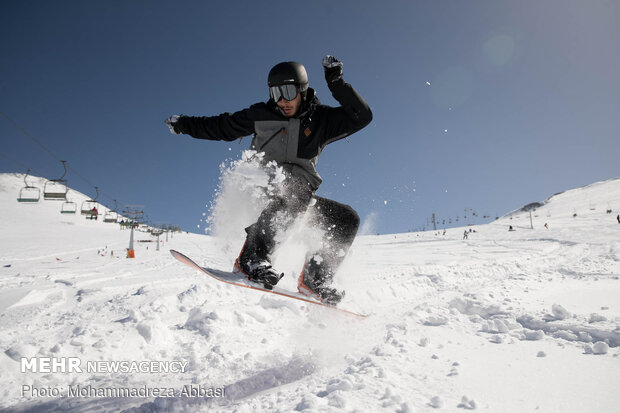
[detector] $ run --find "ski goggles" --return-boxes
[269,84,299,102]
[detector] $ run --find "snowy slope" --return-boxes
[1,173,619,413]
[505,178,620,220]
[0,173,130,261]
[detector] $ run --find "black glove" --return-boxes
[322,55,343,84]
[164,115,181,135]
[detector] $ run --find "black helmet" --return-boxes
[268,61,308,92]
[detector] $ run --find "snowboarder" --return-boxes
[165,56,372,304]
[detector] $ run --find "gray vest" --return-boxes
[251,118,322,190]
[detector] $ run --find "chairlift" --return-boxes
[17,169,41,203]
[44,160,69,201]
[81,200,98,215]
[104,200,119,223]
[81,186,100,219]
[103,210,118,223]
[61,200,77,214]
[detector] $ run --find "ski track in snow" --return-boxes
[1,173,620,412]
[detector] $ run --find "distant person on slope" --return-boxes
[165,56,372,305]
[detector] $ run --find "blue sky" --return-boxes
[1,0,619,234]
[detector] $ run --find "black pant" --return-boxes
[244,177,359,279]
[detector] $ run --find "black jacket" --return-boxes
[174,77,372,190]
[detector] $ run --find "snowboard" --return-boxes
[170,250,367,318]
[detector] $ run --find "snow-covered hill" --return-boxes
[505,178,620,220]
[1,173,619,412]
[0,173,131,262]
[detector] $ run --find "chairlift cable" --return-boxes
[1,112,124,209]
[0,112,63,163]
[0,151,47,178]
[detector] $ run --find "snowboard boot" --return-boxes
[297,257,344,306]
[234,240,283,290]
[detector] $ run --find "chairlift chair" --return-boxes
[81,200,98,215]
[44,160,69,201]
[17,170,41,203]
[44,180,68,200]
[103,200,119,223]
[81,186,100,219]
[61,200,77,214]
[103,211,118,223]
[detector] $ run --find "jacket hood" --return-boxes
[299,88,320,116]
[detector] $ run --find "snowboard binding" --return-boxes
[234,243,283,290]
[297,259,344,306]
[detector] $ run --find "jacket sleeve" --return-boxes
[321,78,373,146]
[174,104,262,142]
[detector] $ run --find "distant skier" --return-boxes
[463,230,468,240]
[165,56,372,304]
